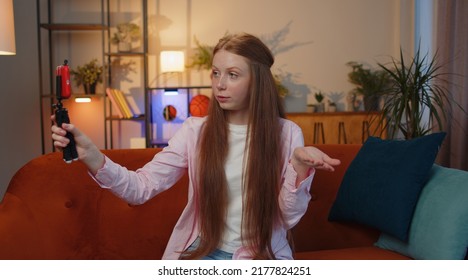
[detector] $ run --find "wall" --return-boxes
[0,0,41,201]
[149,0,414,112]
[0,0,415,200]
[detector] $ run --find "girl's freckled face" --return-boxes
[211,50,251,124]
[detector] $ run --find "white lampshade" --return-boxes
[0,0,16,55]
[160,51,185,73]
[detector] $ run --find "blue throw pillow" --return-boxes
[328,132,446,241]
[375,164,468,259]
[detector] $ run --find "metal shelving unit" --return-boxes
[104,0,148,149]
[37,0,149,151]
[37,0,109,154]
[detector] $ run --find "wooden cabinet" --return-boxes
[286,112,386,145]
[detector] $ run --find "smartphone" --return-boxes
[56,60,72,100]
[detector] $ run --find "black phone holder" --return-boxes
[54,60,78,163]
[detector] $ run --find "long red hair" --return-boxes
[184,33,285,259]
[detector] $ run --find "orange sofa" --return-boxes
[0,145,409,260]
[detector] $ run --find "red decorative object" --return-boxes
[189,95,210,117]
[163,105,177,121]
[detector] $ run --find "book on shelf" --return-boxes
[105,88,124,118]
[106,88,134,118]
[113,89,134,118]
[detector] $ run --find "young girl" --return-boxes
[51,33,340,260]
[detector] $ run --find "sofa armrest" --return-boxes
[0,193,45,259]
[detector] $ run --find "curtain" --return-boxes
[436,0,468,171]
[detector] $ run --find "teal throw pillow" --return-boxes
[328,132,446,241]
[375,164,468,259]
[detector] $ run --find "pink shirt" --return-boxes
[91,117,314,259]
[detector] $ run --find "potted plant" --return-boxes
[328,100,337,112]
[70,59,103,94]
[376,46,463,139]
[314,91,325,112]
[111,22,141,52]
[306,104,316,113]
[347,61,390,111]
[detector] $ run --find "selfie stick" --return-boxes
[54,60,78,163]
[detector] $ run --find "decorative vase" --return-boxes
[347,93,362,111]
[306,105,316,113]
[118,42,131,52]
[84,82,97,94]
[315,102,325,113]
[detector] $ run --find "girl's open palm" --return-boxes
[293,146,341,172]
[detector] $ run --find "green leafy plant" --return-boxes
[274,74,289,98]
[315,91,324,103]
[111,22,141,45]
[70,58,103,86]
[376,47,461,139]
[347,61,390,111]
[186,36,214,71]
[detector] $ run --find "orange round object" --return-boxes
[163,105,177,121]
[189,95,210,117]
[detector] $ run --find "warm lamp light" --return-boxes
[75,97,92,103]
[160,51,185,73]
[0,0,16,55]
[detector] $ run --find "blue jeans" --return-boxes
[184,237,233,260]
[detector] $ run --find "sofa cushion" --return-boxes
[294,246,410,260]
[375,164,468,259]
[328,132,445,241]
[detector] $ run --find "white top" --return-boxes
[220,123,248,252]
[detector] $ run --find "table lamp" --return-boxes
[159,50,185,87]
[160,51,185,73]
